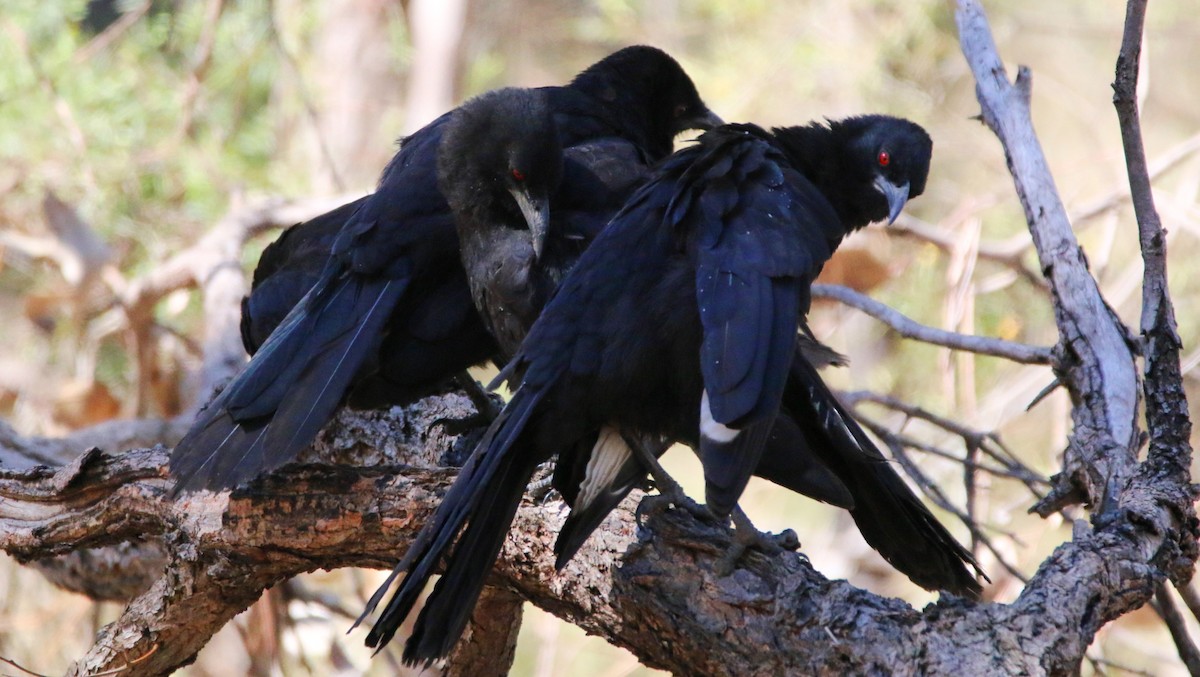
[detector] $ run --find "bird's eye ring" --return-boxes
[877,151,890,167]
[511,168,526,181]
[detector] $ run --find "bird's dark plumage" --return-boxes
[434,87,860,571]
[170,46,720,494]
[238,196,497,409]
[239,197,369,357]
[438,87,660,359]
[363,116,983,665]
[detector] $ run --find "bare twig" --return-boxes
[89,644,159,677]
[1071,132,1200,225]
[812,283,1053,365]
[1154,582,1200,676]
[866,426,1026,583]
[1114,0,1173,344]
[0,654,49,677]
[1177,582,1200,625]
[842,390,1049,492]
[891,213,1045,289]
[1112,0,1194,493]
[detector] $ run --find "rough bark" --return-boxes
[445,587,524,677]
[0,394,1190,675]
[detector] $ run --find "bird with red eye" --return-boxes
[511,167,526,181]
[878,150,890,167]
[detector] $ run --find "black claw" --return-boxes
[713,507,799,575]
[527,475,557,503]
[455,373,503,420]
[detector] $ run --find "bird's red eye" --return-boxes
[877,151,890,167]
[511,168,526,181]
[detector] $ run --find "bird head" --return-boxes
[504,138,560,259]
[570,46,723,161]
[439,88,564,259]
[835,115,932,227]
[772,115,932,233]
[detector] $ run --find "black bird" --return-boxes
[360,116,983,663]
[437,87,658,359]
[170,46,722,493]
[437,87,855,566]
[236,195,498,409]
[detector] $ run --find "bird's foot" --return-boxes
[635,489,714,529]
[527,463,559,504]
[456,373,503,421]
[713,507,801,576]
[433,374,502,443]
[620,433,709,521]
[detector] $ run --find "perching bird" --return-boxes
[236,194,499,410]
[436,87,854,565]
[170,46,721,493]
[437,87,658,359]
[360,116,983,663]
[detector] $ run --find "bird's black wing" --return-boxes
[781,344,985,597]
[362,143,697,663]
[240,197,370,355]
[553,137,650,242]
[683,128,841,517]
[551,129,855,557]
[171,121,459,493]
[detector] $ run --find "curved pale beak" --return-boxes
[511,188,551,259]
[874,176,911,225]
[688,108,725,132]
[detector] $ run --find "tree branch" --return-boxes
[956,0,1141,515]
[111,193,363,414]
[1155,581,1200,676]
[0,387,1189,676]
[0,5,1194,675]
[812,283,1053,364]
[1112,6,1199,669]
[1112,0,1193,484]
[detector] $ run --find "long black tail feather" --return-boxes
[170,272,407,494]
[358,384,547,660]
[782,347,986,597]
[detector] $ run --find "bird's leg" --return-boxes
[433,374,503,464]
[455,372,503,420]
[527,461,558,503]
[623,433,712,524]
[431,374,502,452]
[713,506,802,576]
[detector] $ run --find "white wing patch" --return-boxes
[700,390,740,443]
[576,425,632,511]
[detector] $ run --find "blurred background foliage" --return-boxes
[0,0,1197,674]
